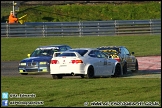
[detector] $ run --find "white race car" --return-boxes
[50,48,122,79]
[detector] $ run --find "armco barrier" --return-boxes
[1,19,161,37]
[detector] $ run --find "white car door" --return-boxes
[94,51,108,76]
[91,57,102,76]
[88,50,101,76]
[105,58,115,75]
[99,51,114,76]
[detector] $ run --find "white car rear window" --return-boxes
[59,53,76,57]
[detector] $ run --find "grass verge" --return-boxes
[1,76,161,107]
[1,35,161,61]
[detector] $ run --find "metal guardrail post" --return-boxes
[132,21,135,34]
[45,25,47,37]
[25,24,27,37]
[114,20,117,35]
[79,21,82,37]
[61,23,63,37]
[42,22,45,37]
[98,22,99,36]
[149,19,152,35]
[6,21,9,38]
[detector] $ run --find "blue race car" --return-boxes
[18,44,72,75]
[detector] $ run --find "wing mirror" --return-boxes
[131,52,134,55]
[27,54,30,58]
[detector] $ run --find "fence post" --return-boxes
[45,25,47,37]
[149,19,152,35]
[114,20,117,36]
[6,21,9,38]
[42,22,45,37]
[98,22,100,36]
[79,21,82,37]
[25,24,27,37]
[61,23,63,37]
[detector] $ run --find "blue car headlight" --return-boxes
[39,62,47,65]
[19,63,26,66]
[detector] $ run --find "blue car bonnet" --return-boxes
[20,56,52,62]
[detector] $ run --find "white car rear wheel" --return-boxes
[52,74,63,79]
[87,66,94,79]
[81,75,85,78]
[112,64,121,77]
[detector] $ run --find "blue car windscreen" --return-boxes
[30,49,56,57]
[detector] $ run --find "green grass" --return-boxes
[1,1,161,22]
[1,35,161,61]
[1,2,161,107]
[1,76,161,107]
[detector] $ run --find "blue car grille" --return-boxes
[26,69,38,72]
[19,62,49,72]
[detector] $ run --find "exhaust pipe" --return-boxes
[71,72,75,76]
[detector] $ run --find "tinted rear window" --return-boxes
[59,53,76,57]
[98,48,119,52]
[68,50,88,56]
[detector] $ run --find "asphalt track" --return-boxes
[1,56,161,78]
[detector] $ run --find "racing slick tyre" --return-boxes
[87,66,94,79]
[131,59,139,73]
[52,74,63,79]
[20,73,28,75]
[112,64,121,77]
[123,63,127,74]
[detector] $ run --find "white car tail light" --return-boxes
[50,60,59,64]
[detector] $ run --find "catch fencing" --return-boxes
[1,19,161,37]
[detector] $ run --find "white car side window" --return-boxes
[89,50,97,58]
